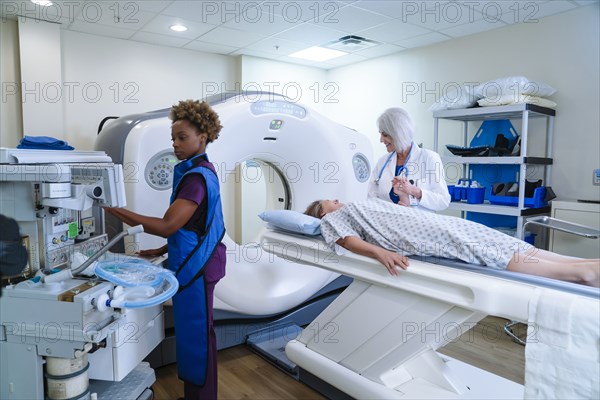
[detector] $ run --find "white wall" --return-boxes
[327,4,600,202]
[239,55,329,114]
[61,31,239,150]
[18,19,64,137]
[0,19,22,148]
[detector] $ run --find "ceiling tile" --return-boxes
[525,1,577,20]
[6,0,588,72]
[244,37,308,56]
[467,1,566,25]
[263,0,349,23]
[401,1,487,31]
[393,31,451,49]
[352,0,415,19]
[466,1,521,25]
[195,26,266,47]
[309,4,392,34]
[223,12,299,36]
[184,40,239,55]
[67,20,135,39]
[135,1,174,13]
[161,1,241,25]
[440,18,506,38]
[141,14,216,39]
[356,21,431,43]
[571,0,599,5]
[274,22,349,46]
[352,43,405,58]
[74,4,158,31]
[130,31,191,47]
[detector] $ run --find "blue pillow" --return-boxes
[258,210,321,236]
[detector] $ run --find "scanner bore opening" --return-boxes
[222,159,290,245]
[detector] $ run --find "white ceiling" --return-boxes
[4,0,597,69]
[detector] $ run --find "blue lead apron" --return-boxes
[167,153,225,386]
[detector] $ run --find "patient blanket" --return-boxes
[320,198,533,270]
[525,289,600,399]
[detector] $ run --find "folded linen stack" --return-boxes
[17,135,74,150]
[429,75,557,111]
[475,76,557,108]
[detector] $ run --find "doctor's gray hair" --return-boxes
[376,107,414,152]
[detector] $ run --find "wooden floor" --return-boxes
[152,316,525,399]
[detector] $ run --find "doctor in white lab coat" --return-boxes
[368,107,450,212]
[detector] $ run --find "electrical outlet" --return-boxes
[594,169,600,186]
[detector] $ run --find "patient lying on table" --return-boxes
[304,198,600,287]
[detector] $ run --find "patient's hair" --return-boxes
[170,99,223,143]
[304,200,324,219]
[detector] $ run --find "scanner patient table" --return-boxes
[260,230,600,399]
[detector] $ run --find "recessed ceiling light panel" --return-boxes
[31,0,53,6]
[170,24,188,32]
[289,46,348,62]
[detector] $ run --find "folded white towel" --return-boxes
[478,94,557,108]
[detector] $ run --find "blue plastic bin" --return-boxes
[448,185,456,201]
[489,186,548,208]
[457,179,471,201]
[466,187,486,204]
[448,185,463,202]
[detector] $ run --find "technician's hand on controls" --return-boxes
[374,248,409,276]
[138,245,168,258]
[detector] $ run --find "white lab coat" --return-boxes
[367,142,450,212]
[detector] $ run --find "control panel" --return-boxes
[352,153,371,183]
[250,100,307,119]
[145,150,178,191]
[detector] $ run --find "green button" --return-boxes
[68,222,78,238]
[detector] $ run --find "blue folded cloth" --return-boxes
[17,136,74,150]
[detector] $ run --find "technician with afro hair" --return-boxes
[105,99,226,400]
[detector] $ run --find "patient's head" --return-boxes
[305,199,343,218]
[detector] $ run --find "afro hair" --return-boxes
[169,99,223,143]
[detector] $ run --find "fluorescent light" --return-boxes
[170,24,188,32]
[289,46,348,62]
[31,0,53,6]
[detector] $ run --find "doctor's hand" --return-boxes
[374,248,409,276]
[392,177,412,206]
[392,176,412,194]
[392,176,422,200]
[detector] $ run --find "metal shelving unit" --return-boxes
[433,103,556,238]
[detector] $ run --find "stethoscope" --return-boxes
[374,143,414,185]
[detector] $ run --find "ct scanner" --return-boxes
[95,93,599,399]
[95,92,373,350]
